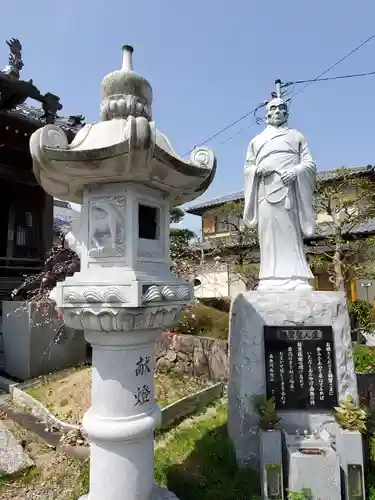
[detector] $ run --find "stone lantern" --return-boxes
[29,45,216,500]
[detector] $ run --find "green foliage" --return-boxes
[353,344,375,373]
[170,227,196,261]
[368,473,375,500]
[170,206,186,224]
[173,302,229,339]
[367,436,375,499]
[0,466,41,488]
[266,463,280,471]
[154,403,261,500]
[252,395,280,430]
[349,299,375,333]
[208,201,259,290]
[288,489,313,500]
[334,395,367,433]
[169,208,199,280]
[312,167,375,292]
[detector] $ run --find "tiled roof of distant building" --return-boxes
[54,199,71,209]
[53,199,73,234]
[185,165,375,215]
[53,215,72,234]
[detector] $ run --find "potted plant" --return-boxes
[253,395,284,499]
[334,395,366,500]
[2,244,86,380]
[287,490,312,500]
[334,395,367,433]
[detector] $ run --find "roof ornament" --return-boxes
[2,38,24,79]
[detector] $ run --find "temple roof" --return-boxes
[0,38,84,136]
[2,103,83,135]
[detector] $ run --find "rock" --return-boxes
[185,362,194,376]
[171,334,195,355]
[209,341,228,381]
[176,352,189,362]
[156,358,172,373]
[193,340,209,377]
[165,351,177,363]
[154,333,229,380]
[154,340,167,360]
[174,361,186,375]
[0,421,34,476]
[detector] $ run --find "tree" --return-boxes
[11,245,80,301]
[169,207,201,280]
[207,200,259,291]
[311,167,375,294]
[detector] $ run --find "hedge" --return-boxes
[172,302,229,340]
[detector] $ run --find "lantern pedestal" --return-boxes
[76,328,177,500]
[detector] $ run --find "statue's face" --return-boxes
[266,99,288,127]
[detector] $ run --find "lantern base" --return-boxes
[79,484,180,500]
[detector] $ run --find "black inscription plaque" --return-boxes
[264,326,338,410]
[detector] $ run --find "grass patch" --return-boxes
[155,403,260,500]
[0,417,90,500]
[0,403,260,499]
[0,467,41,488]
[173,302,229,339]
[25,368,210,424]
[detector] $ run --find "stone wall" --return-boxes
[155,332,228,382]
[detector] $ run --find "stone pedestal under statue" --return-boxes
[228,290,358,470]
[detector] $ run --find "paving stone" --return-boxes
[0,420,34,476]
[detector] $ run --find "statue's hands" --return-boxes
[281,169,297,185]
[257,165,273,177]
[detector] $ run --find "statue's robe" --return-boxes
[243,124,316,288]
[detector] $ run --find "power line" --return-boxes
[288,32,375,100]
[183,101,266,157]
[219,121,256,146]
[282,69,375,88]
[184,32,375,153]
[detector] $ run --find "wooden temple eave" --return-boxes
[0,161,37,185]
[0,107,38,137]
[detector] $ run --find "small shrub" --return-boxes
[288,490,313,500]
[173,302,229,339]
[198,297,231,313]
[252,395,280,430]
[368,437,375,499]
[334,395,367,433]
[349,299,375,333]
[353,345,375,373]
[368,472,375,500]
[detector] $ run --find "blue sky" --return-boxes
[3,1,375,235]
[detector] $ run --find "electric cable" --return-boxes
[184,33,375,152]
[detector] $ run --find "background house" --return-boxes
[186,166,375,301]
[53,199,75,245]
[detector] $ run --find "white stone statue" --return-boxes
[243,97,316,291]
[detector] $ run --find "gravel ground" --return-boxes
[0,417,88,500]
[26,368,210,425]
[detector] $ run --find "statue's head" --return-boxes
[266,98,288,127]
